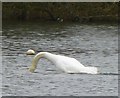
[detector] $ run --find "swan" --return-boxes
[28,52,98,74]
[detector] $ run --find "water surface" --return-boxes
[2,21,118,96]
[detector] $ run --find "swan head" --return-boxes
[26,49,35,55]
[29,65,36,73]
[28,52,46,73]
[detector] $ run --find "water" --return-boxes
[2,21,118,96]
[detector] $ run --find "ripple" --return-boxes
[2,22,118,96]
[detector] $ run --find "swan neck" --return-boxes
[31,52,45,69]
[30,52,56,70]
[44,52,56,62]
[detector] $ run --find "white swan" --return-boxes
[29,52,98,74]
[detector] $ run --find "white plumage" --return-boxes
[29,52,98,74]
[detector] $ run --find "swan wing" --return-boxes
[54,55,85,73]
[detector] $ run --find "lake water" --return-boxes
[2,21,118,96]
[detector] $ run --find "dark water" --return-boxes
[2,21,118,96]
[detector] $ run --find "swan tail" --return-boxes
[82,67,98,74]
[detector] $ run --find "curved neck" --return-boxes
[31,52,45,68]
[29,52,56,72]
[44,52,57,62]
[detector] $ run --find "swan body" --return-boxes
[29,52,98,74]
[26,49,35,55]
